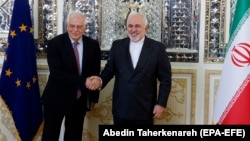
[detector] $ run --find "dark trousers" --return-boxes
[42,99,86,141]
[113,116,153,125]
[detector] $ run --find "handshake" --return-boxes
[86,76,102,91]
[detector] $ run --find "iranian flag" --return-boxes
[212,0,250,124]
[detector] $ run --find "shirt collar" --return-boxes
[70,37,82,45]
[130,37,145,45]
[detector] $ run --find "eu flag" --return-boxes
[0,0,43,141]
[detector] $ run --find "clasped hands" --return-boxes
[86,76,102,91]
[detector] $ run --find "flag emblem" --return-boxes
[212,0,250,124]
[231,42,250,67]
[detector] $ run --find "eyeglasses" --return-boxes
[68,24,84,30]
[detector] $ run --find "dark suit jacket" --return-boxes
[42,33,101,113]
[100,36,172,120]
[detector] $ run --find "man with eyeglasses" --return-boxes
[41,10,101,141]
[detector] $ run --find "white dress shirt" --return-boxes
[129,37,145,68]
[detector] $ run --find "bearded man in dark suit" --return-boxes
[86,12,172,125]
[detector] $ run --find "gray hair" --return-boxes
[126,12,148,26]
[66,10,86,25]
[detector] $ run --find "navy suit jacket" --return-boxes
[42,33,101,113]
[100,36,172,120]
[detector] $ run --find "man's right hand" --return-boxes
[85,76,102,91]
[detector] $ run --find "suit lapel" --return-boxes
[121,38,135,72]
[65,33,80,75]
[81,36,87,74]
[134,37,152,72]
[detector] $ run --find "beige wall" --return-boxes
[35,60,222,140]
[0,57,223,141]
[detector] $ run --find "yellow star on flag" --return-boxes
[26,81,31,89]
[10,30,17,38]
[19,24,27,32]
[16,78,21,87]
[32,76,37,83]
[5,68,13,77]
[30,27,34,34]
